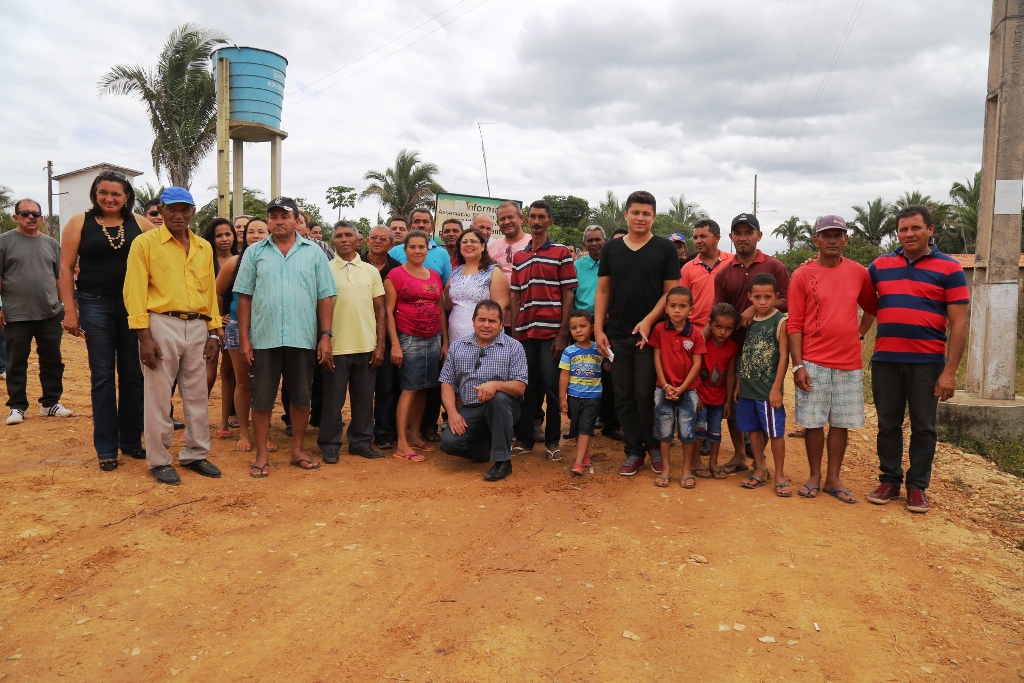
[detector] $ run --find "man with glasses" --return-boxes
[0,199,72,425]
[439,299,528,481]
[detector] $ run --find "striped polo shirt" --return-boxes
[511,238,577,340]
[868,245,969,364]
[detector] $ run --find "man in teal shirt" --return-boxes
[574,225,606,315]
[235,197,337,476]
[387,208,452,285]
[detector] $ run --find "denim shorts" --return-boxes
[568,395,601,436]
[224,320,240,350]
[696,403,725,444]
[653,387,699,443]
[398,332,441,391]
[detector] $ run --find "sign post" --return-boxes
[433,192,522,240]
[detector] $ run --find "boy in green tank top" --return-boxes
[734,273,791,496]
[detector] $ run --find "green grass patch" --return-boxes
[937,431,1024,478]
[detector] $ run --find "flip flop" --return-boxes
[788,428,806,438]
[216,429,231,439]
[412,442,436,453]
[266,442,279,453]
[693,468,714,479]
[798,484,820,499]
[680,476,696,489]
[228,419,240,428]
[721,463,750,474]
[823,488,857,504]
[654,475,671,488]
[775,481,793,498]
[249,463,269,479]
[741,475,768,489]
[236,440,252,452]
[711,468,728,480]
[290,458,321,470]
[393,452,426,462]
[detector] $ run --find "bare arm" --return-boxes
[316,296,336,370]
[936,303,968,401]
[680,355,702,392]
[442,383,466,435]
[58,214,85,336]
[509,292,521,334]
[553,288,575,358]
[370,295,386,369]
[633,280,676,348]
[215,255,239,296]
[559,368,570,415]
[769,319,790,409]
[237,293,254,365]
[439,302,449,363]
[789,331,810,392]
[490,268,511,316]
[384,279,403,367]
[724,355,736,418]
[594,275,611,356]
[858,313,875,338]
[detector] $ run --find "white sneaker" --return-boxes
[6,409,25,425]
[0,372,6,379]
[40,404,73,417]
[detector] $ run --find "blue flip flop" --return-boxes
[798,484,820,499]
[823,487,857,504]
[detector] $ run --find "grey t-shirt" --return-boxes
[0,230,62,322]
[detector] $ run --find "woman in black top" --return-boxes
[58,171,156,471]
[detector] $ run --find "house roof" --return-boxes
[52,163,145,181]
[948,253,1024,268]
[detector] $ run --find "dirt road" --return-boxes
[1,337,1022,682]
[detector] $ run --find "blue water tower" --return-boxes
[212,47,290,217]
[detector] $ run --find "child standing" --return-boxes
[558,310,606,476]
[695,303,739,479]
[649,286,706,488]
[735,273,791,496]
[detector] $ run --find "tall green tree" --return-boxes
[949,171,981,254]
[589,190,626,232]
[543,195,590,229]
[893,190,957,252]
[98,23,228,189]
[133,183,165,213]
[360,149,444,220]
[325,185,357,222]
[0,184,14,233]
[665,193,709,230]
[772,215,805,251]
[851,197,895,247]
[192,186,267,232]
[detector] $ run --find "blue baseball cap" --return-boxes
[668,232,687,245]
[160,187,196,206]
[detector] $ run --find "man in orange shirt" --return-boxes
[680,219,732,333]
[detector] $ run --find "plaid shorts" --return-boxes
[794,360,865,429]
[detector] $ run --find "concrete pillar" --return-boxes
[215,57,231,220]
[270,136,282,199]
[232,139,244,219]
[965,0,1023,401]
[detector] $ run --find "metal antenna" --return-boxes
[477,122,495,197]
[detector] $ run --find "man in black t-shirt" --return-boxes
[595,191,681,477]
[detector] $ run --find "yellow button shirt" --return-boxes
[329,253,385,354]
[123,226,222,330]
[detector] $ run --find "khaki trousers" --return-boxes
[142,313,211,468]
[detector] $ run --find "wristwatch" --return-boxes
[791,364,804,374]
[320,330,333,337]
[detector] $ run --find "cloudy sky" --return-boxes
[0,0,990,252]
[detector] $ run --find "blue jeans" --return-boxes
[77,293,143,460]
[441,391,521,462]
[653,387,699,443]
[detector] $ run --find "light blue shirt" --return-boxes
[233,235,338,350]
[388,241,452,285]
[574,254,600,315]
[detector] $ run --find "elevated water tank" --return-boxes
[212,47,288,129]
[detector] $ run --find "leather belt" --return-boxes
[156,311,211,322]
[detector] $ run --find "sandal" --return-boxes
[266,442,279,452]
[711,468,728,480]
[290,458,321,470]
[788,428,806,438]
[693,468,714,479]
[228,419,240,429]
[216,429,231,439]
[680,476,696,489]
[775,481,793,497]
[571,463,585,476]
[798,483,820,498]
[741,475,768,489]
[823,487,857,504]
[412,442,435,453]
[236,441,252,452]
[249,463,269,478]
[393,452,426,462]
[721,462,750,474]
[654,475,671,487]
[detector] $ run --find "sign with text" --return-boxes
[433,193,521,239]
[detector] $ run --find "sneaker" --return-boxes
[41,403,73,417]
[546,448,562,462]
[571,463,585,476]
[906,488,930,514]
[866,483,901,505]
[649,450,664,474]
[618,454,645,476]
[6,409,25,425]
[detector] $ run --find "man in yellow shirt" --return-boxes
[318,221,387,461]
[123,187,223,485]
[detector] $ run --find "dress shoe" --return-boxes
[602,428,623,441]
[172,418,185,431]
[374,435,395,449]
[350,443,385,459]
[99,458,118,472]
[184,459,221,478]
[321,448,340,464]
[284,424,293,437]
[121,448,147,460]
[483,460,512,481]
[151,465,180,485]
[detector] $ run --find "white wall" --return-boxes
[57,169,143,221]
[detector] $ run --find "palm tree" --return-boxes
[949,171,981,253]
[360,149,444,219]
[772,216,804,251]
[133,183,165,213]
[666,194,709,230]
[850,197,895,247]
[99,23,228,189]
[589,190,626,232]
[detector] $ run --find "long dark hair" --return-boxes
[203,217,238,272]
[455,227,496,269]
[87,170,136,221]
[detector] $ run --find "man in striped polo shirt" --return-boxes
[866,205,969,513]
[510,200,578,460]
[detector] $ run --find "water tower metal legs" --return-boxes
[270,136,282,199]
[232,140,244,219]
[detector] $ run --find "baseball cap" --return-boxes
[667,232,687,244]
[815,215,848,232]
[160,187,195,206]
[730,213,761,232]
[266,196,299,214]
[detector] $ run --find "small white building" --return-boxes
[53,163,144,220]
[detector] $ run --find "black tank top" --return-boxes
[76,213,144,296]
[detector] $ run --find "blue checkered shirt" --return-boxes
[439,331,529,406]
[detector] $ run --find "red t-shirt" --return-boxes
[387,265,443,337]
[648,319,707,388]
[697,337,739,405]
[787,258,879,370]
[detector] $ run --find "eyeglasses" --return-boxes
[147,210,160,217]
[368,235,390,241]
[461,239,482,246]
[17,211,42,218]
[475,348,486,370]
[97,170,128,181]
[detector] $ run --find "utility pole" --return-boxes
[46,160,55,238]
[478,122,494,197]
[753,174,758,216]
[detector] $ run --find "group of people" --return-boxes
[0,178,968,513]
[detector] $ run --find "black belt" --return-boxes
[156,311,211,322]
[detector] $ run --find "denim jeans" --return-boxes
[4,311,65,411]
[609,336,658,457]
[77,293,143,459]
[872,361,943,490]
[653,387,699,443]
[515,337,561,448]
[441,391,521,462]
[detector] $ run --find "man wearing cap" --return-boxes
[235,196,337,477]
[124,187,223,485]
[712,213,790,473]
[667,232,694,267]
[788,216,878,502]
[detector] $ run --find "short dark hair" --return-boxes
[528,200,552,219]
[666,285,693,304]
[624,190,656,213]
[895,204,934,228]
[408,208,434,226]
[404,229,431,248]
[710,302,740,325]
[13,198,42,214]
[334,219,356,230]
[441,218,463,231]
[612,227,629,237]
[569,309,593,324]
[88,171,136,221]
[749,272,778,293]
[143,198,160,213]
[693,219,721,237]
[473,299,503,319]
[388,217,407,227]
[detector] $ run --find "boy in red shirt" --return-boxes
[695,303,739,479]
[649,286,706,489]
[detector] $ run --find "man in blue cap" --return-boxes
[124,187,224,485]
[667,232,694,268]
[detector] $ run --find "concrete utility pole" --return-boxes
[216,57,231,219]
[939,0,1024,438]
[46,160,55,238]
